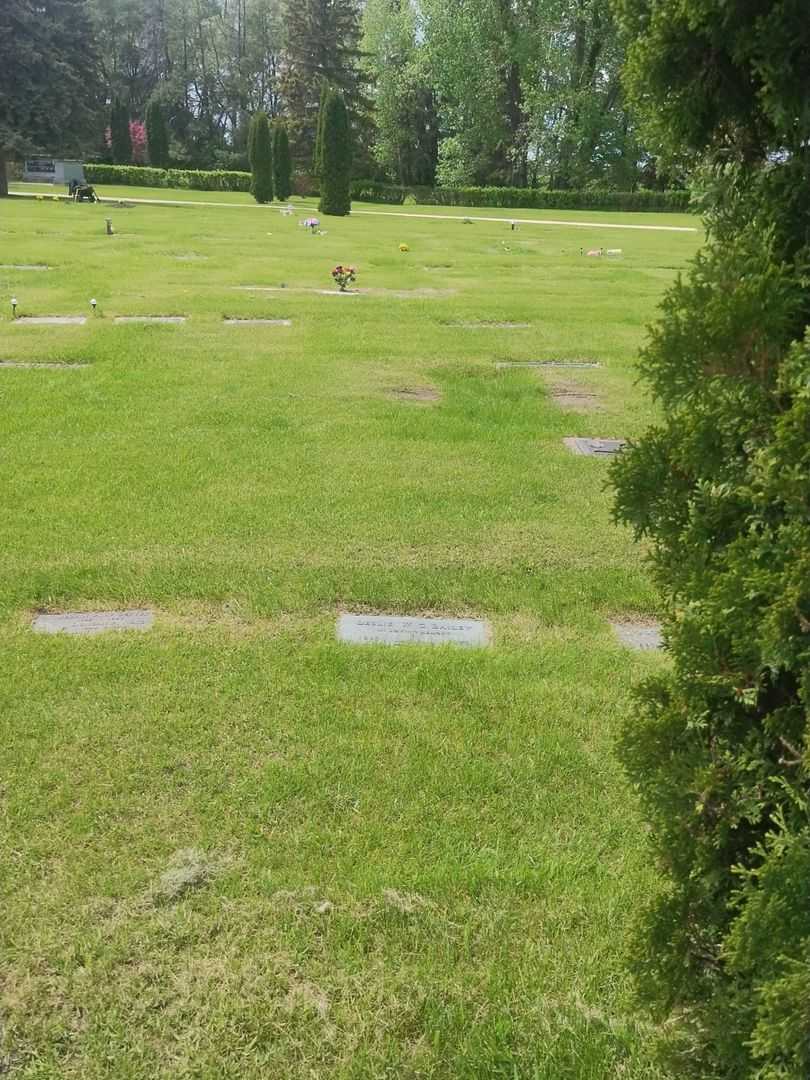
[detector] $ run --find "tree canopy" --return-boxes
[0,0,101,194]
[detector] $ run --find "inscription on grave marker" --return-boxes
[338,613,490,647]
[33,610,154,635]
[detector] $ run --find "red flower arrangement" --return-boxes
[331,264,357,292]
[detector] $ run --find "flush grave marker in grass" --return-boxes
[452,321,530,329]
[0,360,88,369]
[610,620,663,651]
[496,360,601,369]
[32,610,155,635]
[0,264,50,271]
[563,436,626,456]
[338,613,489,647]
[114,316,187,324]
[224,318,292,326]
[547,383,601,412]
[14,316,87,325]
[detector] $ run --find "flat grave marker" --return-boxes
[452,321,530,329]
[14,316,86,325]
[0,264,50,271]
[0,360,87,369]
[224,318,292,326]
[496,360,601,369]
[563,436,626,457]
[33,609,154,635]
[338,613,490,648]
[548,385,601,412]
[114,316,187,324]
[610,620,663,651]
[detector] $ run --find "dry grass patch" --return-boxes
[386,385,442,404]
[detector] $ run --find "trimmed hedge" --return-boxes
[349,180,693,213]
[83,164,692,213]
[84,164,251,192]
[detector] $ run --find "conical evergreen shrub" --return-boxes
[273,123,292,200]
[318,90,351,216]
[248,112,274,204]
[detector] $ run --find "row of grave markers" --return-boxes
[30,609,661,651]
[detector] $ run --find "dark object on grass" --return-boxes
[69,179,98,202]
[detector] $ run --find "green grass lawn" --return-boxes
[0,189,702,1078]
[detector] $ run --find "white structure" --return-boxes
[23,158,85,186]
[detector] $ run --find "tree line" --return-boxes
[1,0,670,194]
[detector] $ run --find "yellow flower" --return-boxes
[399,243,409,253]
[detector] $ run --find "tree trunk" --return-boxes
[0,152,8,197]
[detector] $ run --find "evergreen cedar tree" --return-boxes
[318,89,351,216]
[0,0,101,196]
[145,101,169,169]
[273,124,292,200]
[609,0,810,1074]
[248,112,274,203]
[312,80,329,180]
[281,0,363,168]
[110,98,131,164]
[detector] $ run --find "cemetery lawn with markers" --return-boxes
[0,189,701,1079]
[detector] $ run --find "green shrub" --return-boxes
[273,123,292,201]
[318,90,351,217]
[81,164,689,214]
[610,0,810,1071]
[84,164,252,192]
[248,112,273,204]
[347,180,691,213]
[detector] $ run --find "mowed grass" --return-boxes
[0,190,701,1078]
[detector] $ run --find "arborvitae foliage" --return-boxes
[248,111,274,203]
[318,89,351,216]
[145,100,169,168]
[312,80,329,180]
[110,97,130,164]
[610,0,810,1074]
[281,0,364,168]
[272,123,292,200]
[0,0,102,196]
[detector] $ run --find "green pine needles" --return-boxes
[318,89,351,216]
[273,123,292,200]
[248,111,274,204]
